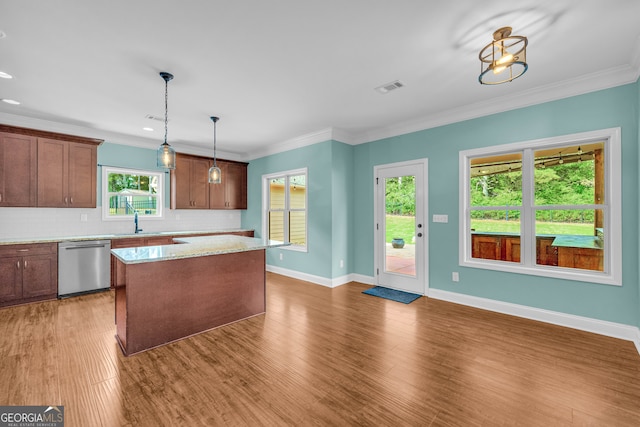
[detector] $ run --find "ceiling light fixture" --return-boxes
[479,27,528,85]
[157,71,176,170]
[0,71,13,79]
[1,98,20,105]
[208,116,222,184]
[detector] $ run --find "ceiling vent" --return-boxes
[145,114,165,122]
[375,80,405,94]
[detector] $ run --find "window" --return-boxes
[459,128,621,285]
[263,168,307,250]
[102,167,164,220]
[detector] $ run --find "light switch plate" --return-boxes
[433,214,448,223]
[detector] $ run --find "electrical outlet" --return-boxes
[452,272,459,282]
[279,253,283,261]
[80,214,88,222]
[340,259,344,268]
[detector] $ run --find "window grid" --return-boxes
[460,128,621,285]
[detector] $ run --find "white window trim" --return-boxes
[101,166,165,221]
[459,128,622,286]
[262,167,308,252]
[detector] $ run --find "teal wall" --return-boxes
[637,79,640,330]
[97,143,171,207]
[243,82,640,328]
[243,140,353,279]
[331,141,354,277]
[351,83,638,326]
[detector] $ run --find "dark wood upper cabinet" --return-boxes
[171,154,211,209]
[37,138,97,207]
[209,160,248,209]
[0,132,37,207]
[0,125,102,208]
[172,153,248,210]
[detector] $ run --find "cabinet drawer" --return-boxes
[0,243,57,257]
[111,238,146,249]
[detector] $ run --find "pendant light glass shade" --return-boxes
[208,116,222,184]
[157,72,176,169]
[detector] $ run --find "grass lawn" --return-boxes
[385,215,595,242]
[385,215,416,243]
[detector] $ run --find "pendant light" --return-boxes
[157,72,176,169]
[208,116,222,184]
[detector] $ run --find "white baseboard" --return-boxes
[266,266,376,288]
[429,288,640,357]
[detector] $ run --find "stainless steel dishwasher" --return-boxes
[58,240,111,297]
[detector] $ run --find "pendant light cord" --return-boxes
[213,118,218,167]
[164,78,169,145]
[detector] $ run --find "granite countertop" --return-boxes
[111,235,289,264]
[0,229,254,246]
[551,235,603,250]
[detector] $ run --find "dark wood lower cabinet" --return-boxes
[114,248,266,356]
[0,243,58,308]
[110,231,255,287]
[471,234,604,270]
[558,247,603,271]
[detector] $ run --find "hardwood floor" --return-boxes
[1,272,639,426]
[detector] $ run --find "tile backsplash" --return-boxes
[0,207,242,239]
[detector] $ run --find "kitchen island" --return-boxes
[111,235,288,356]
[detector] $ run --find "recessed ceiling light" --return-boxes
[1,99,20,105]
[0,71,13,79]
[143,127,154,132]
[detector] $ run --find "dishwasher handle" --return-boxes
[63,244,110,250]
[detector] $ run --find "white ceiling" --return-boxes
[1,1,639,161]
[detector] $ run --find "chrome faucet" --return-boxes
[134,211,143,234]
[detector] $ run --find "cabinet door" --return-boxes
[225,162,247,209]
[471,235,501,260]
[504,237,521,262]
[190,157,210,208]
[0,132,37,207]
[37,138,69,207]
[209,161,227,209]
[558,247,603,271]
[21,254,57,298]
[209,161,247,209]
[172,155,193,209]
[68,142,97,207]
[0,256,22,303]
[536,237,558,266]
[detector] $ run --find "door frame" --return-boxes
[373,158,429,295]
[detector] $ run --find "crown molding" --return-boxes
[0,111,242,161]
[247,127,357,160]
[353,64,640,145]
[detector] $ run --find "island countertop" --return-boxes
[111,234,289,264]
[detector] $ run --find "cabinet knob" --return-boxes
[70,197,74,204]
[16,261,20,269]
[24,260,27,268]
[417,233,423,237]
[64,196,68,204]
